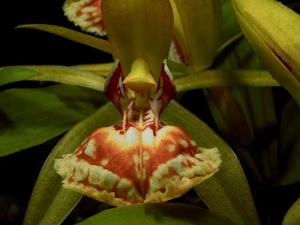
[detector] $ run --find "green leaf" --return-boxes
[220,0,241,44]
[210,37,277,182]
[207,39,261,148]
[175,69,279,92]
[23,103,121,225]
[0,85,105,157]
[217,33,243,56]
[17,24,112,53]
[279,100,300,185]
[0,67,39,86]
[0,65,107,91]
[283,198,300,225]
[219,38,277,132]
[167,60,189,79]
[38,191,81,225]
[162,101,260,225]
[71,63,113,77]
[45,85,107,115]
[76,203,234,225]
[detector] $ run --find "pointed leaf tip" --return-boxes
[16,24,112,53]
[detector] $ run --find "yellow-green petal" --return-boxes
[170,0,222,72]
[102,0,173,81]
[231,0,300,105]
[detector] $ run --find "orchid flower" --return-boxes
[55,0,221,206]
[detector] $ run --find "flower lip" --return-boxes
[55,61,221,206]
[55,120,221,205]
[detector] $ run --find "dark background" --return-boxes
[0,0,112,67]
[0,0,299,225]
[0,1,112,224]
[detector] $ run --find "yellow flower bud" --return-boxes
[231,0,300,103]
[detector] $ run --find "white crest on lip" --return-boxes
[179,139,189,148]
[100,159,109,166]
[142,127,155,146]
[108,127,139,150]
[84,139,97,157]
[89,165,118,189]
[167,144,176,152]
[191,140,197,147]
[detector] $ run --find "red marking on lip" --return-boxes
[104,62,127,112]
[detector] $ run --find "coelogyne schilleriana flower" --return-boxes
[55,0,221,206]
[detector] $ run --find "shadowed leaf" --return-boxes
[0,65,107,91]
[220,0,241,44]
[0,85,106,157]
[76,203,234,225]
[209,37,277,182]
[175,69,279,92]
[279,100,300,185]
[0,67,39,86]
[162,101,260,225]
[23,103,120,225]
[17,24,112,53]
